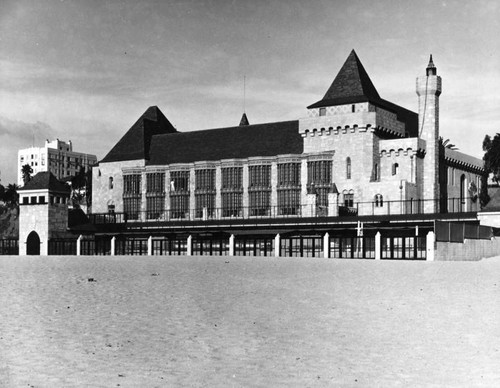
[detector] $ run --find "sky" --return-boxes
[1,0,500,185]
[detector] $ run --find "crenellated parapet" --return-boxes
[379,138,426,158]
[299,104,406,138]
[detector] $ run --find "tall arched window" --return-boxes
[374,194,383,207]
[109,177,114,189]
[346,157,351,179]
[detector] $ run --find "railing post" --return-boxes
[426,231,435,261]
[77,235,82,256]
[148,236,153,256]
[323,232,329,259]
[187,235,192,256]
[229,234,235,256]
[111,236,116,256]
[375,232,381,260]
[274,234,280,258]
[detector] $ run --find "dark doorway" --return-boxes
[27,231,41,255]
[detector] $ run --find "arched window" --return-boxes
[346,157,351,179]
[109,177,114,189]
[374,163,379,181]
[374,194,384,207]
[392,163,399,176]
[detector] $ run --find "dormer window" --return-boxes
[319,108,326,116]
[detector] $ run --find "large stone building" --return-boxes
[84,51,487,259]
[18,139,97,186]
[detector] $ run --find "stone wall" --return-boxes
[436,238,500,261]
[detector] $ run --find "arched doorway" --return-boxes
[460,174,466,212]
[26,231,40,255]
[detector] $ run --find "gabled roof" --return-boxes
[19,172,70,194]
[101,106,177,163]
[148,120,303,165]
[307,50,419,137]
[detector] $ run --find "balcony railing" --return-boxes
[88,197,480,225]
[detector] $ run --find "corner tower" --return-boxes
[416,55,442,212]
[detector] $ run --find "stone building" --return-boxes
[18,139,97,186]
[18,172,71,255]
[85,50,486,259]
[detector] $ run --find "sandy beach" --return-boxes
[1,255,499,387]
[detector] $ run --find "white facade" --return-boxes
[18,139,97,186]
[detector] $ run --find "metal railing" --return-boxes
[88,197,480,225]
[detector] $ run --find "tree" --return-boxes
[21,164,33,185]
[439,136,458,150]
[480,133,500,207]
[3,184,19,208]
[70,167,92,210]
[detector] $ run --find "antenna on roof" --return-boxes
[243,75,246,113]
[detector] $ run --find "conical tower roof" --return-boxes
[101,106,177,163]
[308,50,380,109]
[239,113,249,126]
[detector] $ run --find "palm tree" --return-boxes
[21,164,33,185]
[439,137,458,150]
[4,184,19,208]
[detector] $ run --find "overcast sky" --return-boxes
[1,0,499,184]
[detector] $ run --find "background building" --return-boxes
[17,139,97,186]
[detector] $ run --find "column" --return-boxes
[187,235,193,256]
[229,234,235,256]
[274,233,280,257]
[323,232,330,259]
[111,236,116,256]
[426,231,435,261]
[77,235,82,256]
[375,232,381,260]
[148,236,153,256]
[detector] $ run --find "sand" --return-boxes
[0,255,499,387]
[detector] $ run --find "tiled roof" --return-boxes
[444,148,485,171]
[308,50,380,108]
[19,172,70,193]
[101,106,177,163]
[308,50,419,137]
[148,120,303,165]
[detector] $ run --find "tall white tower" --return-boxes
[416,55,442,213]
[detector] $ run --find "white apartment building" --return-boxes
[18,139,97,186]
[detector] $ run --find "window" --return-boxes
[392,163,399,176]
[22,197,29,205]
[351,104,355,113]
[146,172,165,219]
[195,169,216,218]
[374,163,379,181]
[108,204,115,213]
[374,194,383,207]
[222,167,243,217]
[307,160,332,207]
[346,157,351,179]
[38,196,46,204]
[20,156,24,163]
[319,107,326,116]
[249,165,271,216]
[123,174,142,220]
[170,170,190,219]
[109,177,114,189]
[343,190,354,207]
[30,196,37,204]
[277,162,301,215]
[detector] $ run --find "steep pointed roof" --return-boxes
[239,113,249,126]
[19,172,70,194]
[308,50,380,109]
[101,106,177,163]
[307,50,419,137]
